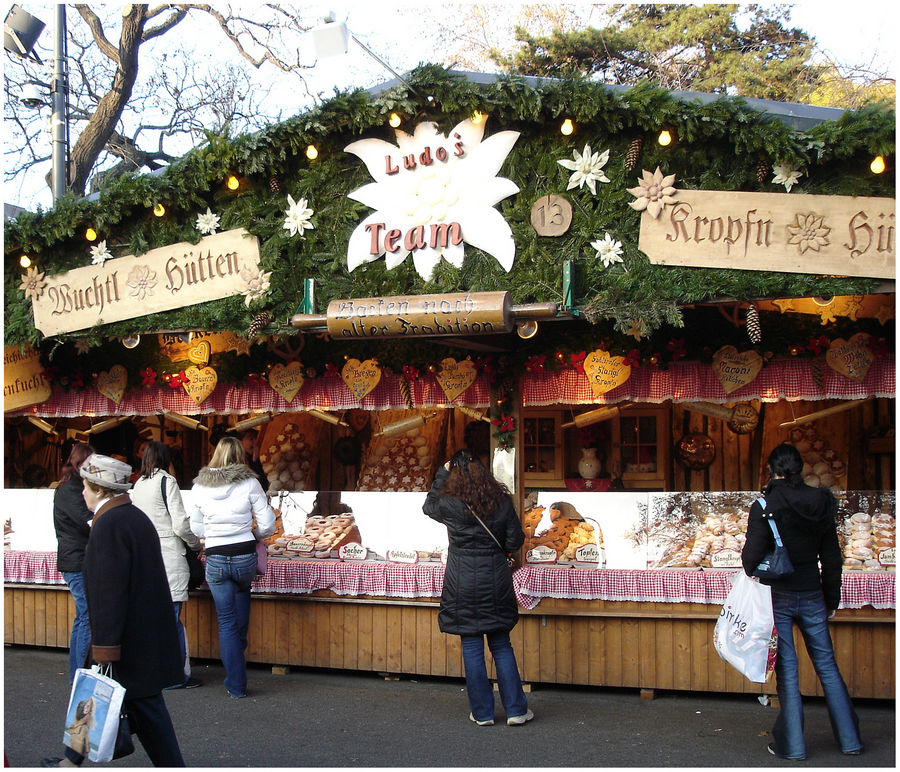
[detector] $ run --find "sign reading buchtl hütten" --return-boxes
[31,229,262,335]
[638,190,894,279]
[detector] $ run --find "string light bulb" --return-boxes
[471,110,485,125]
[657,129,673,147]
[870,155,886,174]
[305,144,318,160]
[153,203,165,217]
[226,175,240,190]
[560,118,574,136]
[388,112,402,128]
[19,255,32,268]
[85,227,98,241]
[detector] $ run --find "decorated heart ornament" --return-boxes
[825,334,874,382]
[182,365,218,405]
[188,340,211,366]
[341,358,382,401]
[435,357,477,402]
[583,349,631,397]
[96,365,127,404]
[712,346,764,394]
[268,361,304,403]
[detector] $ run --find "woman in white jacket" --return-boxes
[188,436,275,698]
[131,441,203,689]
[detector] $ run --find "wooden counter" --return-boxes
[6,584,893,700]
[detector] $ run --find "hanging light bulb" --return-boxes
[870,155,886,174]
[471,110,486,125]
[226,175,240,190]
[153,203,165,217]
[306,144,318,160]
[388,112,402,128]
[85,227,98,242]
[560,118,574,136]
[657,129,673,147]
[121,334,141,349]
[19,254,32,268]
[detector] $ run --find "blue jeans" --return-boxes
[61,571,91,682]
[460,631,528,722]
[771,588,862,758]
[204,553,257,696]
[172,602,189,682]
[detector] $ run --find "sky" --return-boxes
[4,1,897,211]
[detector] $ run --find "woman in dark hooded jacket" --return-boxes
[741,443,862,760]
[423,450,532,727]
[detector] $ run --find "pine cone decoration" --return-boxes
[756,159,769,183]
[398,376,413,409]
[624,136,644,171]
[746,304,762,344]
[268,175,281,194]
[247,311,272,339]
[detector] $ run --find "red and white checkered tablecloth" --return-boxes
[3,551,64,585]
[511,566,896,611]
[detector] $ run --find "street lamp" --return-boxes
[4,4,70,202]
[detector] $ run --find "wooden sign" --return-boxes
[158,330,252,361]
[342,358,382,400]
[268,362,304,403]
[32,229,262,335]
[638,190,895,279]
[583,349,631,397]
[4,343,51,412]
[96,365,127,404]
[712,346,764,394]
[530,194,573,236]
[435,357,477,402]
[322,291,512,339]
[825,334,874,382]
[183,365,217,405]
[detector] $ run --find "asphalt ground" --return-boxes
[3,646,896,768]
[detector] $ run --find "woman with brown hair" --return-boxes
[423,449,532,727]
[52,442,96,681]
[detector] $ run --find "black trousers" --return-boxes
[64,691,185,767]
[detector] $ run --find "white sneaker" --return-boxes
[469,712,494,726]
[507,709,534,726]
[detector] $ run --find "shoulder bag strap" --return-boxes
[159,473,169,514]
[465,503,505,554]
[757,495,785,545]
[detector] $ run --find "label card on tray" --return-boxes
[339,542,368,561]
[526,545,557,564]
[878,547,895,567]
[285,536,314,554]
[574,544,601,564]
[710,549,743,568]
[387,549,419,564]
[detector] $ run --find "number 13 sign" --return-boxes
[530,194,573,236]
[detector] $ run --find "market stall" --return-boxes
[4,67,895,699]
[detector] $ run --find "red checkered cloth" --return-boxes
[512,566,896,611]
[252,558,446,598]
[3,551,64,585]
[523,356,895,406]
[7,372,492,418]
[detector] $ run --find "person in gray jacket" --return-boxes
[131,441,202,689]
[187,437,275,698]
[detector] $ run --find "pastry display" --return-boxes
[357,409,443,492]
[788,427,846,490]
[258,413,325,493]
[523,501,605,564]
[265,513,362,559]
[837,493,895,571]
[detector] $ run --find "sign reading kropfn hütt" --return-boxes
[4,343,51,412]
[638,191,894,279]
[325,291,512,338]
[31,229,262,335]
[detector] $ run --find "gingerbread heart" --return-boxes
[268,361,304,403]
[712,346,763,394]
[826,334,874,382]
[96,365,127,404]
[582,349,631,397]
[188,340,211,366]
[182,365,217,405]
[435,357,477,402]
[341,358,381,400]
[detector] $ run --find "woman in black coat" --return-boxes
[423,450,532,727]
[52,442,95,682]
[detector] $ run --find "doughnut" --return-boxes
[268,544,285,554]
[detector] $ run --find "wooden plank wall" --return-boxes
[7,586,893,700]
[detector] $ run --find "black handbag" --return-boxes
[113,712,135,760]
[160,476,205,589]
[753,498,795,579]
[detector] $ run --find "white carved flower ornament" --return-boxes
[627,167,678,219]
[90,240,113,266]
[590,232,624,268]
[557,144,611,194]
[344,118,520,281]
[772,163,803,193]
[196,207,220,235]
[240,266,272,306]
[19,266,46,301]
[283,196,315,237]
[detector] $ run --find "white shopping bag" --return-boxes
[713,572,778,683]
[63,666,126,762]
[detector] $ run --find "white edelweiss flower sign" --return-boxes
[344,118,520,281]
